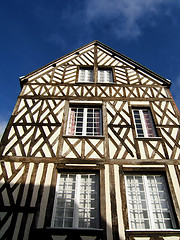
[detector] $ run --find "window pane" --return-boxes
[86,108,101,135]
[133,109,157,137]
[53,173,99,229]
[147,175,174,229]
[126,175,150,229]
[98,69,113,83]
[79,69,93,82]
[133,110,144,137]
[78,174,99,228]
[142,110,156,137]
[68,106,102,136]
[68,108,84,135]
[126,174,176,230]
[54,174,76,228]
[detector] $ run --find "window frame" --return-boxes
[132,108,157,138]
[66,105,103,136]
[97,68,114,83]
[51,171,100,229]
[78,67,94,83]
[125,173,177,230]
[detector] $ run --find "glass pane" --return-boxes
[147,175,174,229]
[86,108,101,135]
[126,174,176,230]
[98,69,113,82]
[68,108,84,135]
[68,107,102,136]
[79,69,93,82]
[98,70,104,82]
[54,174,76,228]
[86,69,93,82]
[64,218,73,227]
[79,69,85,82]
[143,110,156,137]
[54,217,63,227]
[133,110,144,137]
[67,109,76,135]
[126,175,150,229]
[54,173,99,229]
[78,174,99,228]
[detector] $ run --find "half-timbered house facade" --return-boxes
[0,41,180,240]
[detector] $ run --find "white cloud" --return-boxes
[85,0,180,38]
[48,32,67,47]
[32,0,180,43]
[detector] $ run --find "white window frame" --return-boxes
[51,172,100,229]
[98,69,113,83]
[67,106,102,136]
[78,68,94,83]
[125,174,177,230]
[132,108,157,138]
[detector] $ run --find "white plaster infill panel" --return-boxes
[105,165,113,240]
[37,163,54,228]
[114,165,125,240]
[168,165,180,210]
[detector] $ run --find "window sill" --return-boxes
[33,228,104,239]
[76,82,116,85]
[96,82,115,85]
[77,82,94,84]
[126,229,180,237]
[135,137,162,141]
[63,135,105,139]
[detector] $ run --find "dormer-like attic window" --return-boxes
[78,67,93,83]
[98,68,113,83]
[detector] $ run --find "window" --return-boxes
[67,106,102,136]
[125,174,177,230]
[52,173,99,229]
[133,108,157,137]
[78,68,93,82]
[98,69,113,83]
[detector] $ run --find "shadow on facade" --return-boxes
[0,181,106,240]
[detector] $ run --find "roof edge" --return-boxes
[20,40,97,80]
[95,41,171,86]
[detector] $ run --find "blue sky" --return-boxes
[0,0,180,134]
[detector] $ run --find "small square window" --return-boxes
[98,69,113,83]
[67,106,102,136]
[133,108,157,137]
[78,68,93,82]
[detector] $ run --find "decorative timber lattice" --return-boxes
[152,101,180,159]
[62,137,105,159]
[21,84,168,99]
[1,41,179,161]
[107,101,136,159]
[2,99,65,157]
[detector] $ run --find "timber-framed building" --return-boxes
[0,41,180,240]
